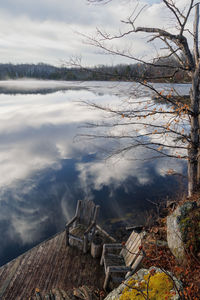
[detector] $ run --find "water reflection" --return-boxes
[0,80,187,266]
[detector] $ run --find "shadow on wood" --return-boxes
[100,230,145,290]
[65,200,100,253]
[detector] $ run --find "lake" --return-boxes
[0,80,188,266]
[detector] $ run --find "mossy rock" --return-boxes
[167,201,199,263]
[104,267,181,300]
[179,206,200,255]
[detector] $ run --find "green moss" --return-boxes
[178,206,200,254]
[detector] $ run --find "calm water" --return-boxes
[0,80,188,266]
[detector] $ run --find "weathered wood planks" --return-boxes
[0,231,105,300]
[65,200,100,253]
[100,230,145,290]
[120,231,142,267]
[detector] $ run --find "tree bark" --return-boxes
[188,65,200,196]
[189,4,200,196]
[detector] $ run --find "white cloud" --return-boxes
[0,80,121,188]
[76,152,152,192]
[0,80,189,189]
[0,80,188,254]
[11,213,49,244]
[0,0,196,66]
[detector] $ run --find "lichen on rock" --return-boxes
[104,267,181,300]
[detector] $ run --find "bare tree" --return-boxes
[83,0,200,197]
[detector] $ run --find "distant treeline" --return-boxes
[0,58,190,82]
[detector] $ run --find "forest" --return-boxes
[0,56,190,82]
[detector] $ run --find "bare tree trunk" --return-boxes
[188,67,200,197]
[188,148,198,197]
[188,3,200,197]
[194,4,200,189]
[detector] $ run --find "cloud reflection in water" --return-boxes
[0,80,187,266]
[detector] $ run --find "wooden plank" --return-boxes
[125,238,141,267]
[43,234,66,291]
[69,235,83,243]
[0,257,22,298]
[10,235,55,299]
[80,200,94,226]
[96,225,116,243]
[124,235,141,266]
[0,230,105,299]
[121,237,131,258]
[70,224,86,238]
[130,237,142,256]
[108,266,130,272]
[122,232,141,267]
[2,245,41,300]
[0,265,6,279]
[103,244,122,249]
[75,200,81,218]
[66,216,77,228]
[52,288,65,300]
[0,262,15,288]
[128,237,141,258]
[103,270,110,290]
[93,205,100,223]
[37,234,62,291]
[121,231,136,257]
[131,253,144,272]
[104,254,125,271]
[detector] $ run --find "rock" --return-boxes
[104,267,181,300]
[167,201,197,263]
[167,206,185,263]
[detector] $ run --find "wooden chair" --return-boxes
[100,230,145,290]
[65,200,100,253]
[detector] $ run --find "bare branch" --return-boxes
[163,0,183,28]
[81,0,200,196]
[135,26,194,69]
[180,0,194,35]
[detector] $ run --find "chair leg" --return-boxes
[83,234,88,254]
[104,269,110,290]
[100,246,105,266]
[100,254,104,266]
[65,227,69,247]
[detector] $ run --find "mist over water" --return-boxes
[0,80,188,266]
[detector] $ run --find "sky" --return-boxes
[0,0,194,66]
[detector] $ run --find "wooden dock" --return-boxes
[0,231,106,300]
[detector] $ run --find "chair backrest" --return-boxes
[76,200,99,226]
[120,230,143,267]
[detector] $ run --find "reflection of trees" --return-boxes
[84,0,200,197]
[0,87,85,95]
[0,61,191,82]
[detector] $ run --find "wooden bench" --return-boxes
[100,230,145,290]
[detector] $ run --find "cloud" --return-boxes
[0,80,188,264]
[76,151,152,192]
[0,80,189,190]
[0,0,195,65]
[0,0,119,25]
[0,81,122,188]
[10,213,49,244]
